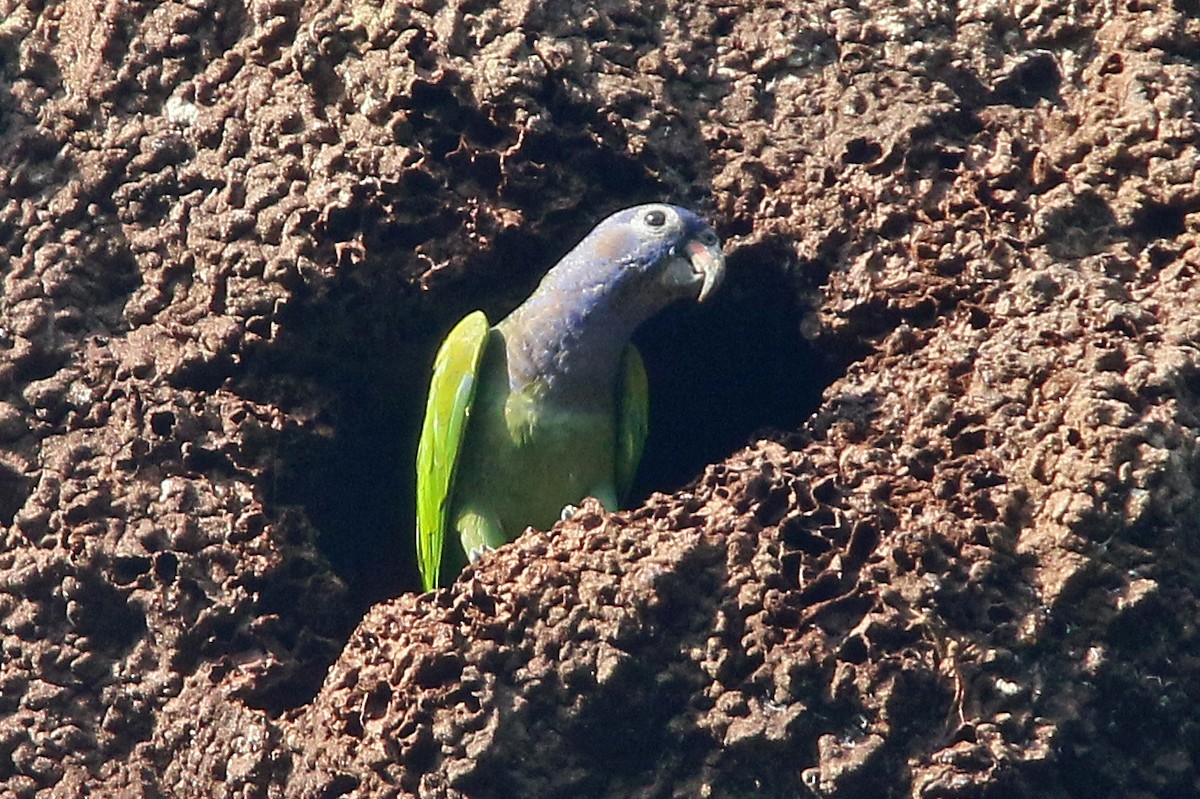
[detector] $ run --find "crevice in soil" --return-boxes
[632,237,840,499]
[244,205,837,626]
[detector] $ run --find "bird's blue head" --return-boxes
[542,203,726,309]
[498,203,726,398]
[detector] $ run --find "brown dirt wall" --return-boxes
[2,0,1200,796]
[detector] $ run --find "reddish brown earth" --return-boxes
[3,0,1200,796]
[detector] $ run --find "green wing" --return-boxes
[615,344,649,502]
[415,311,490,591]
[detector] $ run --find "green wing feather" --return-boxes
[615,344,649,502]
[415,311,490,591]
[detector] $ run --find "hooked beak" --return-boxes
[685,238,726,302]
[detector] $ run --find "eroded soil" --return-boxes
[2,0,1199,796]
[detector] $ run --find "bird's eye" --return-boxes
[644,209,667,227]
[698,229,719,246]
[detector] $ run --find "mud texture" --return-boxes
[3,0,1200,796]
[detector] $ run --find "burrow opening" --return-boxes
[246,214,840,621]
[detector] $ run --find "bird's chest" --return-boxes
[462,381,615,520]
[498,390,614,473]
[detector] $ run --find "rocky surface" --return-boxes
[2,0,1199,796]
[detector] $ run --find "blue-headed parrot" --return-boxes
[415,203,726,590]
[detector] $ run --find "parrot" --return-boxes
[415,203,726,591]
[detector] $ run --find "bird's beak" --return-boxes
[685,238,726,302]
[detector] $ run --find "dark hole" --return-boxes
[183,445,233,473]
[843,137,882,164]
[951,428,988,456]
[967,306,990,329]
[168,353,235,392]
[632,244,835,499]
[838,634,868,663]
[323,774,361,798]
[0,217,14,251]
[372,212,458,250]
[754,487,790,526]
[726,214,753,237]
[154,551,179,583]
[878,213,910,240]
[538,80,596,127]
[935,148,963,170]
[781,516,832,555]
[399,167,441,198]
[987,602,1015,624]
[466,115,505,148]
[780,551,802,589]
[250,341,418,611]
[1130,201,1186,240]
[798,571,845,604]
[323,205,360,242]
[847,520,879,563]
[11,341,69,386]
[445,148,502,193]
[586,148,662,195]
[413,654,461,688]
[1108,584,1170,654]
[812,476,840,504]
[993,52,1062,107]
[243,156,672,623]
[410,81,459,117]
[427,131,459,160]
[520,131,568,165]
[54,314,85,335]
[150,410,176,436]
[71,579,147,652]
[1098,52,1124,75]
[1018,55,1061,94]
[246,195,845,709]
[112,555,152,585]
[0,462,31,526]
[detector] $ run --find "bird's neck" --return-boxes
[497,282,650,407]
